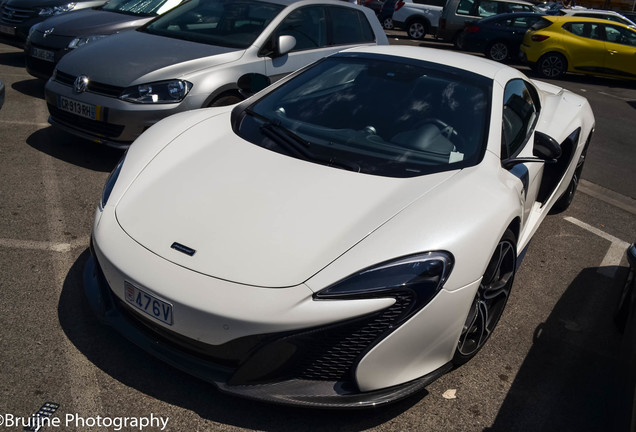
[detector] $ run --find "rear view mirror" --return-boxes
[276,35,296,57]
[533,131,562,162]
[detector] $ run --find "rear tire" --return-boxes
[486,41,509,62]
[407,19,428,40]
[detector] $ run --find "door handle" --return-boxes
[608,50,618,55]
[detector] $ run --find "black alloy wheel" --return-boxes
[453,229,517,365]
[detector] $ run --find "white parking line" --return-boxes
[0,237,89,252]
[564,216,630,278]
[0,119,51,127]
[35,98,105,419]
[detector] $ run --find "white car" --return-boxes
[86,45,595,408]
[392,0,444,40]
[560,8,636,27]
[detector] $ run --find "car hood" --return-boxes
[57,30,243,87]
[115,112,458,288]
[33,9,150,36]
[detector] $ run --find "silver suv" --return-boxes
[392,0,445,40]
[44,0,388,147]
[438,0,536,44]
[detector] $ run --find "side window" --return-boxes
[457,0,476,15]
[605,25,636,47]
[275,6,327,51]
[563,22,602,40]
[501,79,539,159]
[512,16,541,29]
[477,0,498,17]
[327,6,376,45]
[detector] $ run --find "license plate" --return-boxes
[125,281,174,325]
[57,95,101,120]
[0,25,15,36]
[31,47,55,62]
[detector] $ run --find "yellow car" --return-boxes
[520,16,636,80]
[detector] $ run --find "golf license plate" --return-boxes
[0,25,15,36]
[125,281,174,325]
[57,95,101,120]
[31,47,54,62]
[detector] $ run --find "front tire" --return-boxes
[382,17,394,30]
[486,41,509,62]
[407,19,428,40]
[453,229,517,365]
[536,52,567,79]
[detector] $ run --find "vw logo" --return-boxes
[73,75,89,93]
[43,28,54,38]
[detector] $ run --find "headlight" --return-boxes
[120,80,192,104]
[68,35,109,50]
[315,252,454,321]
[38,2,76,16]
[100,156,125,210]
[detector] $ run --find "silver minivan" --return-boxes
[437,0,536,45]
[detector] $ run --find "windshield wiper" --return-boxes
[245,108,360,172]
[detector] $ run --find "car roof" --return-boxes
[544,14,635,28]
[480,11,544,21]
[337,45,519,80]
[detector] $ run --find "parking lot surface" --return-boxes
[1,35,635,432]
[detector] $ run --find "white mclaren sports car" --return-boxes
[85,45,595,408]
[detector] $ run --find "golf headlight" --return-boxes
[100,156,125,210]
[68,35,109,49]
[120,80,192,104]
[38,2,76,16]
[315,252,454,316]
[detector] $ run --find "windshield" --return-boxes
[237,55,492,178]
[142,0,284,48]
[102,0,182,16]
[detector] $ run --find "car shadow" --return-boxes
[12,78,46,99]
[26,127,123,172]
[58,251,425,430]
[484,266,632,432]
[0,49,24,67]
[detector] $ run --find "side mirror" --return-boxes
[533,131,561,161]
[275,35,296,57]
[502,131,561,169]
[237,73,271,98]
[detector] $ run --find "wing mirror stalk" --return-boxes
[503,131,562,169]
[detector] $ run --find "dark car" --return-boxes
[378,0,398,28]
[25,0,183,80]
[0,0,107,47]
[361,0,385,15]
[457,12,544,62]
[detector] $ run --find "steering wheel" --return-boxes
[415,118,467,152]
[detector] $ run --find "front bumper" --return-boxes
[45,75,199,147]
[84,247,452,408]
